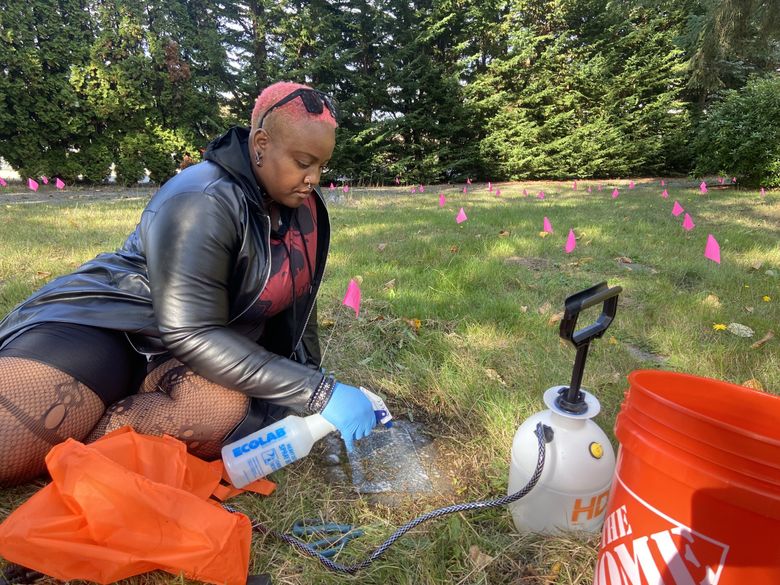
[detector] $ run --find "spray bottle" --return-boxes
[508,281,621,533]
[222,387,393,488]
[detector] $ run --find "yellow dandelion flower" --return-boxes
[712,323,727,331]
[763,295,772,302]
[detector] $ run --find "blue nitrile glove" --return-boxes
[320,382,377,452]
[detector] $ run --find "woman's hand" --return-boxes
[320,382,377,452]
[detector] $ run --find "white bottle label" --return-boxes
[229,424,300,481]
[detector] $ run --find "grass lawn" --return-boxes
[0,178,778,584]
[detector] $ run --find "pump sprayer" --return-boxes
[508,281,621,533]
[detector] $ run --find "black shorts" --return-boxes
[0,322,147,406]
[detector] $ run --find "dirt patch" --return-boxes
[505,256,554,271]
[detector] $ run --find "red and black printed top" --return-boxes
[253,196,319,318]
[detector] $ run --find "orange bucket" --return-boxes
[595,370,780,585]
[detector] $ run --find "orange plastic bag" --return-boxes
[0,427,272,585]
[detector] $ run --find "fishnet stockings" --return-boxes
[0,357,105,486]
[86,359,250,461]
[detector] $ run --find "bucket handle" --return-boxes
[557,282,622,414]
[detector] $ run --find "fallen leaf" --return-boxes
[449,245,459,253]
[35,271,52,278]
[498,229,510,237]
[539,231,550,238]
[615,256,633,264]
[468,545,495,570]
[750,260,764,270]
[377,243,387,252]
[727,322,754,338]
[354,275,364,285]
[383,279,396,291]
[703,294,720,308]
[520,305,528,313]
[537,301,552,315]
[405,318,421,333]
[750,331,774,349]
[744,306,754,313]
[320,318,336,327]
[608,336,618,345]
[484,368,507,386]
[548,311,564,325]
[741,378,765,392]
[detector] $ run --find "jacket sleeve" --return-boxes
[141,191,323,411]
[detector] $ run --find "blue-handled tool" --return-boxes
[291,519,365,558]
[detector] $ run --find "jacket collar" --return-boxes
[204,127,267,214]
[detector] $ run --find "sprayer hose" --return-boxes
[224,421,548,575]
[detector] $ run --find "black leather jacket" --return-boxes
[0,127,328,412]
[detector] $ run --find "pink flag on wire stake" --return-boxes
[456,207,467,224]
[587,186,592,193]
[41,176,49,185]
[661,189,669,199]
[612,188,619,199]
[661,179,665,187]
[672,201,684,216]
[411,186,417,193]
[718,177,724,185]
[543,217,553,233]
[598,184,603,191]
[28,178,39,192]
[488,181,492,192]
[463,187,467,194]
[682,213,695,231]
[572,181,577,190]
[565,229,576,253]
[439,193,446,207]
[467,178,472,185]
[55,178,65,189]
[704,234,721,264]
[731,177,737,184]
[329,182,335,191]
[700,181,708,194]
[760,187,766,197]
[342,279,361,317]
[538,191,545,200]
[343,185,349,194]
[628,181,635,189]
[419,184,425,193]
[0,177,7,187]
[495,188,501,197]
[522,188,528,197]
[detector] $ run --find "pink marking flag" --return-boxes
[343,184,349,194]
[411,186,417,193]
[572,181,577,190]
[522,188,528,196]
[661,189,669,199]
[731,177,737,184]
[760,187,766,197]
[342,279,361,317]
[41,176,49,185]
[587,186,592,193]
[27,178,39,192]
[395,176,400,185]
[661,179,665,187]
[718,177,724,184]
[329,182,335,191]
[538,191,545,200]
[495,188,501,197]
[628,180,635,189]
[672,200,684,216]
[682,213,695,231]
[419,184,425,193]
[543,216,553,233]
[704,234,721,264]
[612,188,619,199]
[488,181,492,192]
[466,177,472,185]
[55,178,65,189]
[439,193,446,207]
[0,177,7,187]
[699,181,708,194]
[564,229,576,253]
[597,184,603,191]
[456,207,467,224]
[463,186,467,194]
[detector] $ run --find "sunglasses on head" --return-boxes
[257,88,339,129]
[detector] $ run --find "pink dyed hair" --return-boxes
[251,81,338,130]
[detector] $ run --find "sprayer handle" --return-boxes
[560,281,622,348]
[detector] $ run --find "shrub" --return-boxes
[694,75,780,187]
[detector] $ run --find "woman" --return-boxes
[0,82,376,486]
